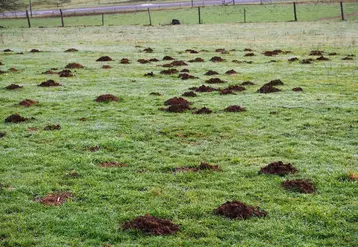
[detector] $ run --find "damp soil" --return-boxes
[188,57,204,63]
[282,179,315,193]
[259,161,298,176]
[163,104,190,113]
[144,72,155,77]
[219,89,235,95]
[65,48,78,52]
[44,124,61,131]
[99,161,128,167]
[210,56,225,62]
[38,80,61,87]
[185,49,198,54]
[182,91,197,97]
[193,107,212,114]
[143,47,153,53]
[292,87,303,92]
[121,58,130,64]
[174,162,220,172]
[30,49,40,52]
[265,79,284,86]
[288,57,299,62]
[178,73,197,80]
[257,85,281,93]
[95,94,119,102]
[206,78,226,84]
[160,69,178,75]
[164,97,190,106]
[163,60,188,67]
[102,65,112,69]
[6,84,23,90]
[342,56,353,60]
[19,99,38,107]
[58,69,73,77]
[241,81,255,86]
[138,59,150,64]
[96,56,112,62]
[225,69,237,75]
[244,53,255,57]
[316,56,329,61]
[310,50,323,56]
[226,85,246,91]
[181,69,189,73]
[163,56,175,60]
[5,114,29,123]
[214,201,267,220]
[37,192,72,206]
[205,70,219,76]
[225,105,246,112]
[195,85,217,92]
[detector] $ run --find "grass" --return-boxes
[1,21,358,246]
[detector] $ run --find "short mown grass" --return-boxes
[0,21,358,246]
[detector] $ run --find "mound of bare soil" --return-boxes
[58,69,73,77]
[288,57,299,62]
[165,60,188,67]
[5,114,28,123]
[160,69,178,75]
[38,80,61,87]
[195,85,217,92]
[181,69,189,73]
[210,56,225,62]
[263,50,280,56]
[65,48,78,52]
[259,161,297,176]
[206,78,226,84]
[163,104,190,113]
[342,56,353,60]
[6,84,23,90]
[316,56,329,61]
[227,85,246,91]
[265,79,284,86]
[95,94,119,102]
[214,201,267,220]
[4,49,12,52]
[42,69,58,74]
[219,89,235,95]
[175,162,220,172]
[282,179,315,193]
[244,53,255,57]
[120,58,130,64]
[300,59,313,64]
[182,91,197,97]
[102,65,112,69]
[225,69,237,75]
[215,48,226,53]
[205,70,219,76]
[225,105,246,112]
[37,192,72,206]
[150,92,161,96]
[164,97,190,106]
[144,72,155,77]
[138,59,150,64]
[30,49,40,52]
[244,48,252,52]
[44,124,61,131]
[65,63,84,69]
[19,99,38,107]
[241,81,255,86]
[328,52,338,56]
[163,56,175,60]
[193,107,212,114]
[0,132,6,138]
[185,49,198,54]
[99,161,128,167]
[8,68,18,72]
[178,73,197,80]
[149,58,159,62]
[292,87,303,92]
[96,56,112,62]
[310,50,323,56]
[122,214,179,235]
[188,57,204,63]
[257,85,281,94]
[143,47,153,53]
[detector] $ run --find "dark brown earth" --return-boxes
[95,94,119,102]
[138,59,150,64]
[121,214,179,236]
[263,50,280,56]
[163,104,190,113]
[42,69,58,74]
[6,84,23,90]
[310,50,323,56]
[65,48,78,52]
[210,56,225,62]
[174,162,220,172]
[241,81,255,86]
[225,69,237,75]
[316,56,329,61]
[65,63,84,69]
[19,99,38,107]
[164,97,190,106]
[5,114,29,123]
[144,72,155,77]
[150,92,161,96]
[96,56,112,62]
[188,57,204,63]
[244,53,255,57]
[300,58,314,64]
[227,85,246,92]
[215,48,226,53]
[102,65,112,69]
[163,56,175,60]
[58,69,73,77]
[244,48,253,52]
[37,192,72,206]
[195,85,217,92]
[282,179,315,193]
[182,91,197,97]
[44,124,61,131]
[342,56,353,60]
[193,107,212,114]
[38,80,61,87]
[205,70,219,76]
[214,201,267,220]
[288,57,299,62]
[205,78,226,84]
[257,85,281,93]
[328,52,338,56]
[225,105,246,112]
[30,49,40,52]
[160,69,178,75]
[265,79,284,86]
[259,161,298,176]
[143,47,153,53]
[149,58,159,62]
[8,68,18,72]
[185,49,198,54]
[0,132,6,138]
[181,69,189,73]
[164,60,188,67]
[99,161,128,167]
[292,87,303,92]
[4,49,12,52]
[178,73,197,80]
[121,58,130,64]
[219,89,235,95]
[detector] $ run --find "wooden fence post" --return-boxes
[340,2,344,20]
[244,9,246,23]
[60,9,64,27]
[147,8,152,26]
[102,13,104,26]
[191,0,193,7]
[293,2,297,21]
[198,7,201,24]
[26,10,31,28]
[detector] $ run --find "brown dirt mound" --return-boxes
[99,161,128,167]
[316,56,329,61]
[163,104,190,113]
[44,124,61,131]
[164,97,190,106]
[143,47,153,53]
[185,49,198,54]
[259,161,298,176]
[292,87,303,92]
[328,52,338,56]
[65,63,84,69]
[342,56,353,60]
[122,214,179,235]
[182,91,197,97]
[188,57,204,63]
[257,85,280,94]
[225,69,237,75]
[226,85,246,91]
[95,94,119,102]
[138,59,150,64]
[181,69,189,73]
[225,105,246,112]
[150,92,161,96]
[65,48,78,52]
[265,79,284,86]
[244,48,252,52]
[120,58,130,64]
[193,107,212,114]
[38,80,61,87]
[263,50,280,56]
[6,84,23,90]
[5,114,28,123]
[241,81,255,86]
[38,192,72,206]
[96,56,112,62]
[178,73,197,80]
[42,69,58,74]
[214,201,267,220]
[205,70,219,76]
[8,68,18,72]
[244,53,255,57]
[206,78,226,84]
[102,65,112,69]
[195,85,217,92]
[215,48,226,53]
[144,72,155,77]
[300,58,313,64]
[219,89,235,95]
[4,49,13,52]
[268,60,277,63]
[282,179,315,193]
[149,58,159,62]
[310,50,323,56]
[19,99,38,107]
[210,56,225,62]
[175,162,220,172]
[169,60,188,67]
[288,57,299,62]
[58,69,73,77]
[0,132,6,138]
[160,69,178,75]
[30,49,40,52]
[163,56,175,60]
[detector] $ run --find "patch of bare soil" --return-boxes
[182,91,197,97]
[348,172,358,181]
[149,58,159,62]
[150,92,161,96]
[195,85,217,92]
[265,79,284,86]
[215,48,226,53]
[259,161,298,176]
[6,84,23,90]
[328,52,338,56]
[205,70,219,76]
[42,69,58,74]
[210,56,225,62]
[282,179,315,193]
[19,99,38,107]
[292,87,303,92]
[58,69,73,77]
[178,73,197,80]
[288,57,299,62]
[8,68,18,72]
[225,69,237,75]
[206,78,226,84]
[342,56,353,60]
[120,58,130,64]
[138,59,150,64]
[4,49,13,52]
[144,72,155,77]
[219,89,235,95]
[181,69,189,73]
[188,57,204,63]
[96,56,112,62]
[226,85,246,92]
[316,56,329,61]
[163,60,188,67]
[160,69,178,75]
[163,104,190,113]
[241,81,255,86]
[99,161,128,167]
[30,49,40,52]
[65,63,84,69]
[37,192,72,206]
[175,162,220,172]
[122,214,179,235]
[225,105,246,112]
[214,201,267,220]
[5,114,29,123]
[185,49,199,54]
[300,58,314,64]
[257,85,281,93]
[44,124,61,131]
[193,107,212,114]
[38,80,61,87]
[244,48,253,52]
[143,47,153,53]
[95,94,119,102]
[163,56,175,60]
[244,53,255,57]
[309,50,323,56]
[102,65,112,69]
[164,97,190,106]
[65,48,78,52]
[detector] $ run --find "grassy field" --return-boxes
[1,21,358,246]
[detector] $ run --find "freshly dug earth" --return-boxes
[144,72,154,77]
[227,85,246,92]
[292,87,303,92]
[310,50,323,56]
[178,73,197,80]
[19,99,38,107]
[96,56,112,62]
[121,58,130,64]
[219,89,235,95]
[205,70,219,76]
[8,68,18,72]
[38,192,72,206]
[65,63,84,69]
[181,69,189,73]
[163,104,190,113]
[163,56,175,60]
[241,81,255,86]
[121,214,179,236]
[282,179,315,193]
[244,53,255,56]
[188,57,204,63]
[30,49,40,52]
[102,65,112,69]
[257,85,280,93]
[174,162,220,172]
[95,94,119,102]
[138,59,150,64]
[143,47,153,53]
[193,107,212,114]
[195,85,217,92]
[44,124,61,131]
[210,56,225,62]
[214,201,267,220]
[149,58,159,62]
[185,49,198,54]
[164,97,190,106]
[259,161,298,176]
[64,48,78,52]
[38,80,61,87]
[58,69,73,77]
[288,57,299,62]
[160,69,178,75]
[301,58,314,64]
[165,60,188,67]
[316,56,329,61]
[6,84,23,90]
[4,49,13,52]
[206,78,226,84]
[182,91,197,97]
[265,79,284,86]
[225,69,237,75]
[225,105,246,112]
[99,161,128,167]
[5,114,29,123]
